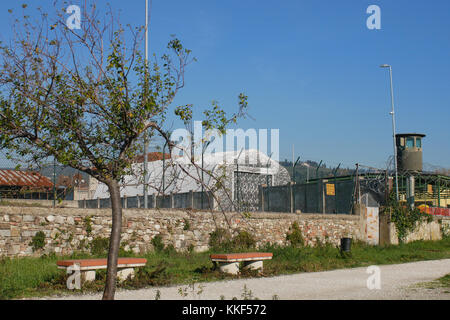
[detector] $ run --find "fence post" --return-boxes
[137,195,140,208]
[290,182,294,213]
[190,190,194,209]
[259,185,265,212]
[123,195,127,209]
[170,192,174,208]
[97,198,100,209]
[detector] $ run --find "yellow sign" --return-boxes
[427,184,433,194]
[326,183,335,196]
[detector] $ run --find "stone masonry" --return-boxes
[0,206,362,257]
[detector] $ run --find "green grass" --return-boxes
[415,273,450,292]
[1,238,450,300]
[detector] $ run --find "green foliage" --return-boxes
[29,231,46,252]
[230,231,256,250]
[286,221,304,247]
[208,228,256,252]
[441,223,450,240]
[90,237,109,256]
[83,216,92,236]
[151,235,165,252]
[2,238,450,299]
[183,218,191,231]
[384,196,433,243]
[208,228,232,251]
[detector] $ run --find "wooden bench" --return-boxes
[210,252,272,275]
[57,257,147,283]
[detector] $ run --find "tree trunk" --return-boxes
[102,179,123,300]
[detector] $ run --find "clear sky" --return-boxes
[0,0,449,170]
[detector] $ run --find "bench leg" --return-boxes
[243,260,263,273]
[81,270,96,282]
[218,262,239,275]
[117,268,135,282]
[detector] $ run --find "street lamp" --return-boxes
[380,64,399,202]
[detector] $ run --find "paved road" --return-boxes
[42,259,450,300]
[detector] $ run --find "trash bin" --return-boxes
[340,238,352,252]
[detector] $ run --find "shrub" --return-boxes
[151,234,165,252]
[90,237,109,256]
[231,230,256,250]
[208,228,232,250]
[183,218,191,231]
[30,231,46,252]
[286,221,304,247]
[386,199,433,243]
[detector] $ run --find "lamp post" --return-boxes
[380,64,399,202]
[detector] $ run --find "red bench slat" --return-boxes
[210,252,272,261]
[57,257,147,268]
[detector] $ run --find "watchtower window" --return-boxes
[406,137,414,149]
[416,138,422,148]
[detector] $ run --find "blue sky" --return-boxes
[0,0,449,170]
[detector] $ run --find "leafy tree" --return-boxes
[0,2,247,299]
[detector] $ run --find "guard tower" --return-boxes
[395,133,426,172]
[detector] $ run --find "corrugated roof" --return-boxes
[135,152,171,163]
[0,169,53,188]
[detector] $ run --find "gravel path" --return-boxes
[40,259,450,300]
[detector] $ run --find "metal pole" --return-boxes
[266,152,272,211]
[53,157,56,208]
[388,66,399,202]
[316,160,323,179]
[143,0,149,208]
[236,148,243,211]
[162,142,166,195]
[381,64,399,202]
[293,156,300,184]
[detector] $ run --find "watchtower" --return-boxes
[395,133,426,172]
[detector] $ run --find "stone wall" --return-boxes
[0,206,362,257]
[379,214,450,245]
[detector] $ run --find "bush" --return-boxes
[231,231,256,250]
[209,228,256,252]
[208,228,232,250]
[30,231,46,252]
[286,221,304,247]
[90,237,109,256]
[151,234,165,252]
